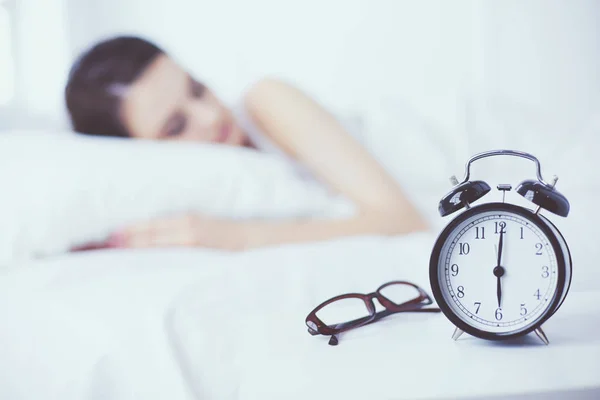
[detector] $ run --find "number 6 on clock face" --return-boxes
[429,202,571,340]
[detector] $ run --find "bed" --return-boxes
[1,101,599,399]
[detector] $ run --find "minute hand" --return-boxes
[496,230,504,308]
[497,229,504,267]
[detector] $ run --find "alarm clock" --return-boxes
[429,150,572,345]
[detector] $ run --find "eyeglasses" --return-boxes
[305,281,441,345]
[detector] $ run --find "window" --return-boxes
[0,0,15,106]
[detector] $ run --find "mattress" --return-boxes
[0,233,598,400]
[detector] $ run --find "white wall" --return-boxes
[11,0,70,126]
[461,0,600,185]
[481,0,600,116]
[7,0,600,138]
[64,0,475,131]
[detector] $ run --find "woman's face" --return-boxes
[119,54,248,145]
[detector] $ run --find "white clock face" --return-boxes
[435,208,559,335]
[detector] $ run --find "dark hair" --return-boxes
[64,35,165,137]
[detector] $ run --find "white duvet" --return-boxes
[1,233,599,400]
[0,234,431,400]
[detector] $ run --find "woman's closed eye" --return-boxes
[163,113,187,137]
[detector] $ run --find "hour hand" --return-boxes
[493,266,505,308]
[496,275,502,307]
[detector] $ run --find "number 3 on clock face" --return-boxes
[429,202,571,340]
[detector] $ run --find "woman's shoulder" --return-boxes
[229,79,282,154]
[231,76,295,135]
[243,76,294,94]
[230,78,315,179]
[240,77,299,112]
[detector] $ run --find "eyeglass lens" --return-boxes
[378,282,423,305]
[315,297,372,328]
[314,283,424,328]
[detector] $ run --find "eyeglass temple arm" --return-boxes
[329,315,373,332]
[331,303,441,332]
[327,306,441,345]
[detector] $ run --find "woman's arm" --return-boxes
[243,77,428,233]
[239,210,422,249]
[101,210,423,252]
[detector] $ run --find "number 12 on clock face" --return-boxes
[474,221,522,240]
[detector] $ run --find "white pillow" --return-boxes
[0,130,356,266]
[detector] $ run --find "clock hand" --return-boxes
[497,229,504,267]
[496,274,502,308]
[494,231,505,308]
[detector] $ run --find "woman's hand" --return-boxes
[108,214,248,251]
[72,208,426,254]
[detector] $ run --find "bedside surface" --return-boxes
[177,289,600,400]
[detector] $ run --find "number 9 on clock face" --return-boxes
[429,202,571,340]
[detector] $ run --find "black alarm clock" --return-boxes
[429,150,572,345]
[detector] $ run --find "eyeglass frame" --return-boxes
[305,280,441,345]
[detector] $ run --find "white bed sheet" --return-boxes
[0,233,598,400]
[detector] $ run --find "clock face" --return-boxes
[430,203,564,338]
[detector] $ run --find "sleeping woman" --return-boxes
[65,35,428,251]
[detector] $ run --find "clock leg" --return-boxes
[534,326,550,345]
[452,327,464,341]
